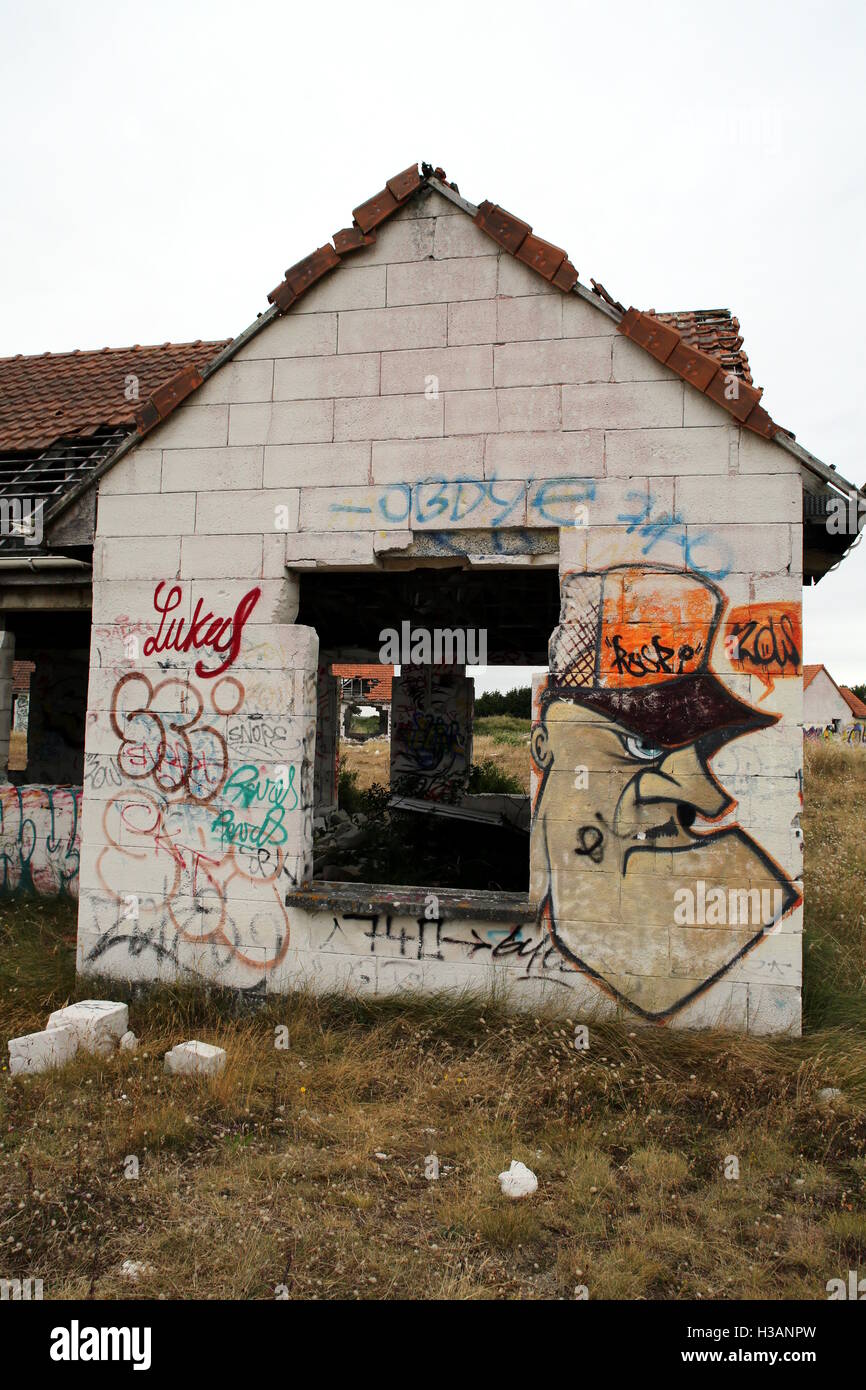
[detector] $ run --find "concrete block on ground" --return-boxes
[48,1000,129,1053]
[164,1041,227,1077]
[9,1025,79,1075]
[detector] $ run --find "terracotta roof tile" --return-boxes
[12,660,34,690]
[617,307,774,439]
[332,663,393,703]
[803,663,822,689]
[841,686,866,719]
[0,164,803,470]
[0,340,228,453]
[653,309,753,385]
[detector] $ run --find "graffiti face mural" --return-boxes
[530,565,800,1020]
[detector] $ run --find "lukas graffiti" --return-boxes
[144,582,261,678]
[530,564,801,1021]
[79,602,318,984]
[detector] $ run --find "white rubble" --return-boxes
[119,1031,138,1052]
[817,1086,843,1107]
[498,1159,538,1199]
[164,1040,226,1077]
[48,1000,129,1054]
[8,1025,79,1076]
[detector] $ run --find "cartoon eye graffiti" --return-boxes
[621,734,665,761]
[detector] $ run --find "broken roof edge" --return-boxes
[40,162,862,537]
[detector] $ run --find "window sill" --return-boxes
[287,881,537,924]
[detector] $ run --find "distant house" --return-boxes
[840,685,866,721]
[331,663,393,736]
[803,664,862,729]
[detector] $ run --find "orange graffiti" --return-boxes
[725,603,802,699]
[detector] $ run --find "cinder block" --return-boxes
[497,256,558,298]
[264,442,371,489]
[676,473,800,524]
[684,388,728,428]
[152,405,229,450]
[494,338,611,388]
[738,430,799,475]
[432,216,498,259]
[497,296,562,342]
[235,312,337,360]
[562,294,617,337]
[338,304,447,354]
[334,394,443,442]
[443,390,499,435]
[392,187,458,221]
[294,264,386,314]
[447,300,497,346]
[48,999,129,1053]
[748,984,801,1036]
[99,449,162,496]
[485,429,603,480]
[563,380,684,430]
[97,492,196,537]
[164,1040,227,1076]
[605,426,730,477]
[285,530,376,566]
[91,576,190,624]
[372,436,483,483]
[273,353,379,401]
[497,386,561,432]
[195,359,274,405]
[611,335,677,382]
[186,576,292,624]
[180,532,263,579]
[354,218,434,265]
[9,1025,78,1075]
[228,400,333,447]
[381,344,492,395]
[387,256,497,306]
[299,486,398,532]
[161,446,264,492]
[195,488,300,535]
[96,535,181,581]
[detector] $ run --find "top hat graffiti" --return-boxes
[530,564,801,1022]
[547,565,778,748]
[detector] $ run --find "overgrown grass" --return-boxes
[0,745,864,1300]
[802,740,866,1030]
[474,715,532,747]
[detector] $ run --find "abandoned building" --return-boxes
[1,161,863,1033]
[803,664,866,737]
[332,662,393,737]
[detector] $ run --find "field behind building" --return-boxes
[0,737,864,1300]
[340,714,531,794]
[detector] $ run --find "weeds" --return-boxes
[0,745,863,1300]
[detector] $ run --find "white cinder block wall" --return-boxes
[77,187,804,1032]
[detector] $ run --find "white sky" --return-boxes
[1,0,864,682]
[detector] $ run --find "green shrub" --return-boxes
[475,686,532,719]
[466,759,524,795]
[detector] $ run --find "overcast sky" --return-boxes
[1,1,864,682]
